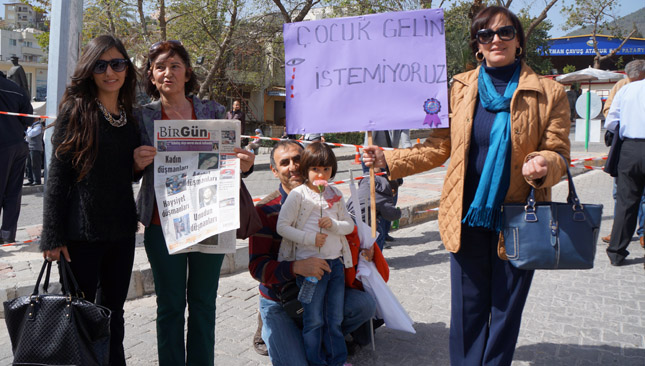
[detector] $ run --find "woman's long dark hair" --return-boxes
[54,35,137,181]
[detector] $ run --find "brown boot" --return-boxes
[640,236,644,248]
[602,235,611,244]
[253,312,268,356]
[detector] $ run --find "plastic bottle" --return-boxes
[297,276,318,304]
[391,208,401,230]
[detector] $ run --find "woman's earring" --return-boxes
[476,51,484,62]
[516,47,523,57]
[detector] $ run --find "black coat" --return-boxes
[40,112,141,250]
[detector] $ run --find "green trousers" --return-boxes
[144,225,225,366]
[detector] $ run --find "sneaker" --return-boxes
[343,363,353,366]
[385,235,395,242]
[640,236,644,248]
[23,181,34,186]
[601,235,611,244]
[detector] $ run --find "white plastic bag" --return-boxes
[356,258,415,333]
[348,170,415,334]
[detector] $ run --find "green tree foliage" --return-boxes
[562,64,576,74]
[519,10,553,75]
[562,0,637,68]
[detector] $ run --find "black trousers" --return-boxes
[608,139,645,264]
[64,236,136,366]
[0,142,28,242]
[25,149,42,184]
[450,226,534,366]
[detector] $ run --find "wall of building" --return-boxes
[0,61,48,100]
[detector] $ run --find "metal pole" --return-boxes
[43,0,84,183]
[585,89,590,152]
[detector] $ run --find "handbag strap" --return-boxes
[31,260,51,296]
[59,257,85,299]
[525,153,581,208]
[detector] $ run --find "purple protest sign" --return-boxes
[284,9,448,134]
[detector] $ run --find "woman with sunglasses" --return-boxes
[364,6,570,365]
[40,35,144,366]
[133,40,256,365]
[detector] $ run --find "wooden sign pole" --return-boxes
[367,131,377,238]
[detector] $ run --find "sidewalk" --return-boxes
[3,168,643,365]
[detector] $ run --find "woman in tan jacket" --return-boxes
[364,6,570,366]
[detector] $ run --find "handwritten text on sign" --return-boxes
[284,9,448,134]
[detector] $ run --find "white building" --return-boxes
[3,2,45,30]
[0,28,48,100]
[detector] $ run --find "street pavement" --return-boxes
[2,137,644,365]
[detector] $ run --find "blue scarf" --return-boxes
[462,64,521,231]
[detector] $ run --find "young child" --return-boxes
[276,142,355,366]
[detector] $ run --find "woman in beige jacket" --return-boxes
[364,6,570,366]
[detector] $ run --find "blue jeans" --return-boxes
[259,286,375,366]
[612,180,645,237]
[297,258,346,366]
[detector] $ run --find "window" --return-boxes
[10,39,17,46]
[24,41,32,48]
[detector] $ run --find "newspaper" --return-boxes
[153,119,241,254]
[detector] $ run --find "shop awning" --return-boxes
[540,35,645,56]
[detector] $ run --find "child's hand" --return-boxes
[318,217,332,229]
[315,233,327,247]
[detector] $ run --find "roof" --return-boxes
[541,34,645,56]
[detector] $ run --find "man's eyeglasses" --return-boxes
[476,25,516,44]
[93,59,129,74]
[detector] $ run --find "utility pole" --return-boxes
[43,0,84,182]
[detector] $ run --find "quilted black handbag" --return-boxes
[3,258,111,365]
[501,158,603,270]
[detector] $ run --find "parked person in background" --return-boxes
[301,132,325,142]
[135,40,256,366]
[24,119,44,186]
[604,77,645,265]
[601,59,645,248]
[247,128,263,155]
[248,140,376,364]
[7,56,29,95]
[364,6,570,364]
[565,83,580,122]
[40,35,141,366]
[361,130,411,243]
[0,64,32,244]
[227,99,247,146]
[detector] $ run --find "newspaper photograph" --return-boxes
[153,119,241,254]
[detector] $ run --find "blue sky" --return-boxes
[1,0,643,39]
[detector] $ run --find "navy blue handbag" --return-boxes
[501,162,603,270]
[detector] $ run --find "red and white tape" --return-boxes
[0,111,55,119]
[242,135,393,151]
[1,238,39,247]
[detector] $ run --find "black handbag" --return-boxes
[603,123,622,177]
[3,258,111,365]
[277,279,303,328]
[501,159,603,270]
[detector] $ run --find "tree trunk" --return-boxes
[137,0,150,44]
[159,0,167,41]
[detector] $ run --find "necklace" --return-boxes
[96,98,127,127]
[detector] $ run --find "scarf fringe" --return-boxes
[462,205,502,232]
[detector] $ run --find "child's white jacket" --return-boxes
[276,184,354,268]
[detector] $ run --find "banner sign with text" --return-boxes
[284,8,448,134]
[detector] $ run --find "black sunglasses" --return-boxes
[149,40,183,53]
[93,59,129,74]
[476,25,516,44]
